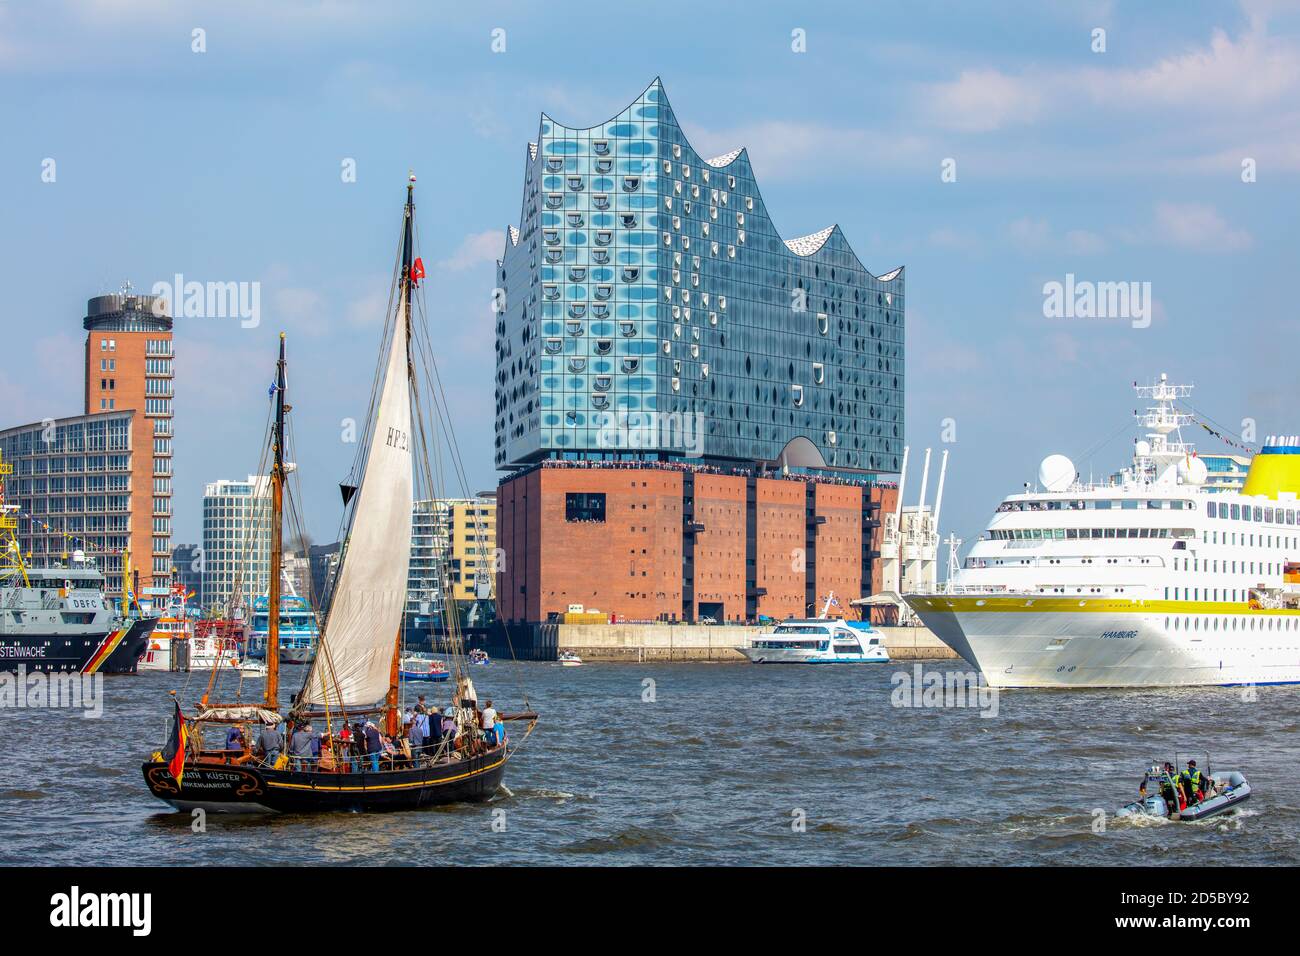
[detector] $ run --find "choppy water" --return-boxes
[1,662,1296,865]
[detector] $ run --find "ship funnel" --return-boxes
[1242,436,1300,500]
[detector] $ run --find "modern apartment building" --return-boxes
[201,474,271,613]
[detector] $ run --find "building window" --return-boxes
[565,492,606,523]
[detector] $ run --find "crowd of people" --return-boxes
[523,456,898,490]
[1139,759,1214,815]
[218,683,505,775]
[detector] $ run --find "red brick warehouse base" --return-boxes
[496,463,897,625]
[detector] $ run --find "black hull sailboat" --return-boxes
[142,742,509,814]
[141,175,537,815]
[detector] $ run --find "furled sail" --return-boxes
[299,299,412,709]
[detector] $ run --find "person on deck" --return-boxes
[410,707,427,758]
[482,699,498,747]
[226,726,244,754]
[1158,762,1183,814]
[339,723,354,773]
[364,721,382,772]
[440,707,457,755]
[259,722,285,767]
[290,722,315,771]
[1181,760,1203,805]
[352,722,367,768]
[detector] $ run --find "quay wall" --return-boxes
[494,622,959,662]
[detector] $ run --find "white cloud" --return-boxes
[1152,202,1253,251]
[1007,218,1051,248]
[436,230,504,272]
[920,15,1300,141]
[681,120,930,180]
[343,285,391,329]
[921,69,1045,133]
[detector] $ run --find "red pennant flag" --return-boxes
[410,258,426,286]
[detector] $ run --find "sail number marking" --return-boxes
[385,427,409,452]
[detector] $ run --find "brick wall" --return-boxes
[497,465,897,625]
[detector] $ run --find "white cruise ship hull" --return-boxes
[907,595,1300,688]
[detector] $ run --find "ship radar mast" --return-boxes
[1133,372,1195,486]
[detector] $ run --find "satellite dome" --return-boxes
[1134,440,1151,458]
[1039,454,1075,492]
[1178,456,1208,486]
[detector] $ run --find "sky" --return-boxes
[2,0,1298,559]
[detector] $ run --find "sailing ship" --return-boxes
[142,177,537,812]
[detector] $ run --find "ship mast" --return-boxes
[266,332,287,710]
[384,173,417,737]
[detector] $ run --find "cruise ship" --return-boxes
[905,375,1300,688]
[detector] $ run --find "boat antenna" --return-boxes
[265,332,287,711]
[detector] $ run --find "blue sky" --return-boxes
[2,0,1297,556]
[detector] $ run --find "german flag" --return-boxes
[161,700,188,785]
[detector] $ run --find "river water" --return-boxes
[1,661,1295,866]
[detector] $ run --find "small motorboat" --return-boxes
[1117,762,1251,822]
[557,650,584,667]
[237,659,268,679]
[468,648,490,667]
[400,655,450,682]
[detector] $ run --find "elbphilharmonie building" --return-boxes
[494,79,904,476]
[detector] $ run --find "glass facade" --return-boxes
[201,475,272,614]
[495,79,904,473]
[0,412,135,587]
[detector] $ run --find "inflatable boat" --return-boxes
[1117,765,1251,821]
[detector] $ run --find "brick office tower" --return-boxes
[83,286,174,594]
[495,80,904,625]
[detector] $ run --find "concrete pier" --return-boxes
[497,621,960,663]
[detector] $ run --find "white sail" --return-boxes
[300,298,412,709]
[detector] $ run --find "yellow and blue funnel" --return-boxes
[1242,435,1300,499]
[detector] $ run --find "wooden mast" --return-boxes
[385,630,401,737]
[265,332,287,710]
[384,173,417,738]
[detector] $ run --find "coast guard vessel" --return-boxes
[905,374,1300,688]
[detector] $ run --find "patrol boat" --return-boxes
[1118,762,1251,821]
[741,594,889,664]
[906,374,1300,688]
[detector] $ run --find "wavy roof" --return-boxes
[504,78,902,282]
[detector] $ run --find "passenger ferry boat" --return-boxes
[139,582,194,672]
[247,594,319,665]
[741,595,889,664]
[905,374,1300,688]
[190,618,245,671]
[399,654,450,682]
